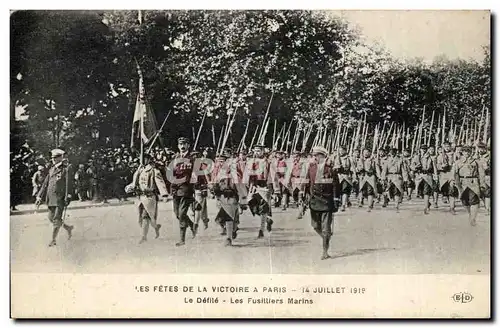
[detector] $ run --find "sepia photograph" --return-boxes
[10,9,491,318]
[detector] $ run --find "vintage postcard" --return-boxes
[10,9,491,318]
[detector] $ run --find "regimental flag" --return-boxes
[130,68,159,149]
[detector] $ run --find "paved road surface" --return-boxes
[10,198,490,275]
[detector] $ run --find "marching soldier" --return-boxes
[450,145,485,226]
[333,146,354,211]
[192,150,210,233]
[411,144,438,215]
[304,146,340,260]
[377,147,390,207]
[402,148,414,200]
[247,144,274,238]
[35,149,74,247]
[275,150,290,211]
[357,148,379,212]
[211,149,248,246]
[381,148,408,212]
[125,152,168,244]
[436,141,458,214]
[31,165,46,202]
[74,164,89,201]
[351,149,361,201]
[477,143,490,211]
[427,146,439,208]
[169,137,197,246]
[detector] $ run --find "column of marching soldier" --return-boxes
[35,138,490,260]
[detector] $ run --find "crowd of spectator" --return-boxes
[10,143,178,210]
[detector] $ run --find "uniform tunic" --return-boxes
[32,170,45,197]
[357,156,378,197]
[170,152,195,227]
[436,150,457,196]
[129,164,168,225]
[477,153,490,197]
[212,163,248,224]
[305,160,340,237]
[247,157,273,216]
[334,155,354,194]
[452,156,485,205]
[411,153,437,196]
[381,155,408,196]
[37,162,73,227]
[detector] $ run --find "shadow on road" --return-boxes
[232,239,310,248]
[333,247,397,259]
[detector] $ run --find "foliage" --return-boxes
[10,10,491,153]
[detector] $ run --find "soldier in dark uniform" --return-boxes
[168,137,196,246]
[35,149,74,247]
[304,146,340,260]
[192,150,210,232]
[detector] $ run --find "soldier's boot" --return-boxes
[186,219,196,239]
[155,224,162,239]
[139,220,149,244]
[225,221,234,246]
[443,196,449,204]
[176,227,187,246]
[203,219,209,230]
[407,188,412,201]
[449,197,456,215]
[220,227,227,236]
[382,195,389,208]
[347,197,352,207]
[266,217,273,232]
[63,224,74,240]
[232,223,238,240]
[469,204,479,226]
[49,226,61,247]
[423,195,430,215]
[257,215,266,238]
[341,194,348,212]
[367,196,374,212]
[193,223,199,236]
[485,198,490,212]
[433,192,439,208]
[321,235,332,260]
[282,193,289,211]
[395,196,401,213]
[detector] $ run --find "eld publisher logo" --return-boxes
[452,292,474,303]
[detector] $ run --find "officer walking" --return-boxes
[169,137,196,246]
[304,146,340,260]
[35,149,74,247]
